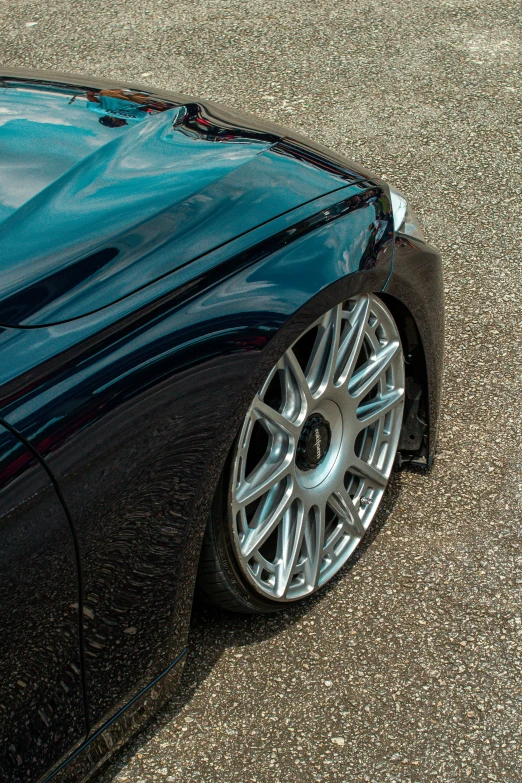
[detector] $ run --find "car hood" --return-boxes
[0,72,372,326]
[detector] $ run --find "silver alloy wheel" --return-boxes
[229,294,405,602]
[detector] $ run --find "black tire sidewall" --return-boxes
[208,456,288,614]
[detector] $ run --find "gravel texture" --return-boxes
[2,1,522,781]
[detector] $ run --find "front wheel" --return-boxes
[197,293,405,613]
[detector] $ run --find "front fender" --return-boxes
[0,184,393,737]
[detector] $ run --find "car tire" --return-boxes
[197,293,405,613]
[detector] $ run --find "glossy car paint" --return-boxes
[0,75,364,327]
[0,68,444,783]
[0,423,85,782]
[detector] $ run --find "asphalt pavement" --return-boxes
[2,1,522,781]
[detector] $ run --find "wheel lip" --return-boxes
[228,292,405,603]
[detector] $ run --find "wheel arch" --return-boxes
[378,292,431,467]
[381,236,444,468]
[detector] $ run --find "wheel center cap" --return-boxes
[296,414,331,471]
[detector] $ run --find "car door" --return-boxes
[0,421,86,783]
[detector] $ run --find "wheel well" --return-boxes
[378,293,430,469]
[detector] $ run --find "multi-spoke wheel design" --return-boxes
[197,293,405,612]
[228,294,404,603]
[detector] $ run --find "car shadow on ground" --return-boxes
[97,470,405,780]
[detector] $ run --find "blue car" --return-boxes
[0,67,444,783]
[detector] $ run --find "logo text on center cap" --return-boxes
[296,414,331,471]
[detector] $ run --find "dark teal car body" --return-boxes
[0,68,443,783]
